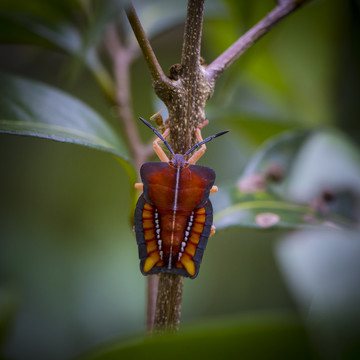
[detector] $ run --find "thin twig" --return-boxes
[206,1,309,82]
[146,275,159,332]
[106,23,158,331]
[125,4,173,91]
[105,23,153,170]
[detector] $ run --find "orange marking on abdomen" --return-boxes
[144,229,155,241]
[185,242,197,257]
[144,203,153,211]
[142,209,153,219]
[195,214,206,223]
[146,240,157,253]
[142,219,154,230]
[192,222,204,234]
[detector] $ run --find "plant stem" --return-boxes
[146,275,159,331]
[167,0,207,154]
[105,23,159,332]
[125,4,174,95]
[206,1,309,82]
[153,274,184,333]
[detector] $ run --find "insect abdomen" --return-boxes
[134,194,213,278]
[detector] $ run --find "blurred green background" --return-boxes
[0,0,360,359]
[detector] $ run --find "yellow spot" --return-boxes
[144,203,153,211]
[142,210,153,219]
[143,219,154,230]
[195,214,206,223]
[189,232,200,244]
[144,229,155,240]
[180,253,195,276]
[192,222,204,234]
[185,243,197,257]
[143,252,160,272]
[196,207,205,215]
[146,240,157,253]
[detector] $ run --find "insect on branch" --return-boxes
[125,0,311,336]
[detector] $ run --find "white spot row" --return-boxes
[155,209,163,259]
[178,211,195,260]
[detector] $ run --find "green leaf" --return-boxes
[283,130,360,201]
[0,1,82,45]
[214,185,318,230]
[244,129,360,223]
[239,130,310,179]
[213,131,316,229]
[0,1,118,96]
[80,312,315,360]
[0,72,131,164]
[214,129,360,230]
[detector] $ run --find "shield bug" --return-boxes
[134,118,228,279]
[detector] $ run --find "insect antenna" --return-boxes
[139,117,175,156]
[184,130,229,156]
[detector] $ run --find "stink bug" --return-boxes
[134,118,229,279]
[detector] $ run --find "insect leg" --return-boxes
[188,127,206,165]
[153,128,171,162]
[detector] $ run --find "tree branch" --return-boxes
[167,0,211,155]
[106,23,159,332]
[206,0,309,82]
[181,0,204,74]
[153,274,184,333]
[125,4,173,91]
